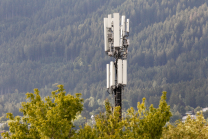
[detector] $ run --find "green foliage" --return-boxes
[74,91,172,139]
[3,87,208,138]
[162,112,208,138]
[1,85,84,138]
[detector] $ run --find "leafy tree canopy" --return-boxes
[74,91,172,139]
[2,86,208,139]
[1,85,84,138]
[162,112,208,139]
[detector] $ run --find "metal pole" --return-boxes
[114,59,122,119]
[115,86,122,119]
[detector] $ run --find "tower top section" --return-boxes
[104,13,129,59]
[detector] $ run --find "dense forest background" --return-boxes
[0,0,208,124]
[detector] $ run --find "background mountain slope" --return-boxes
[0,0,208,121]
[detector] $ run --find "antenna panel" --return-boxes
[117,59,122,84]
[104,18,109,52]
[126,19,129,33]
[106,64,110,88]
[127,39,130,45]
[108,14,112,28]
[120,36,123,48]
[122,16,126,35]
[123,60,127,85]
[120,27,123,47]
[110,61,115,86]
[113,13,120,47]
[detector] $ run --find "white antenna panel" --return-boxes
[113,13,120,47]
[106,64,110,88]
[120,28,123,47]
[110,61,115,86]
[126,19,129,33]
[117,59,122,84]
[120,36,123,48]
[122,16,126,35]
[123,60,127,85]
[104,18,109,52]
[108,14,112,28]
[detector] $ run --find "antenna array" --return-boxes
[104,13,130,119]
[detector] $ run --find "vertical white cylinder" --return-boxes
[104,18,109,52]
[108,14,112,28]
[120,28,123,47]
[126,19,129,33]
[106,64,110,88]
[117,59,123,84]
[122,16,126,35]
[123,60,127,85]
[113,13,120,47]
[110,61,115,87]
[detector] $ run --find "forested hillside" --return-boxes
[0,0,208,122]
